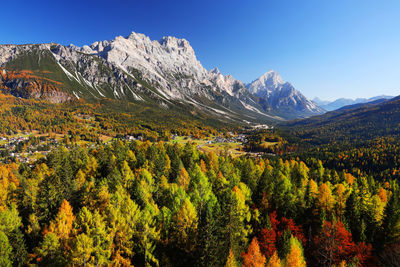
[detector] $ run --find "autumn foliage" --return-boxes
[285,236,306,267]
[266,251,281,267]
[242,237,266,267]
[0,141,392,265]
[258,211,306,257]
[0,69,65,100]
[313,220,372,266]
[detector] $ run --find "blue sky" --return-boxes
[1,0,400,100]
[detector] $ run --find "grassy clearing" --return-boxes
[170,135,279,158]
[261,141,279,147]
[100,135,113,143]
[170,136,210,146]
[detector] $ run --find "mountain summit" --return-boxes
[247,70,284,98]
[246,71,324,118]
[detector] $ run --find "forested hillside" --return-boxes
[277,96,400,194]
[0,140,398,266]
[284,96,400,144]
[0,93,235,141]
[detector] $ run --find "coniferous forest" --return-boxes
[0,138,399,266]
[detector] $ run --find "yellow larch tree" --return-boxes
[285,236,306,267]
[267,251,282,267]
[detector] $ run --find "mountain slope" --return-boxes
[246,70,324,119]
[284,96,400,144]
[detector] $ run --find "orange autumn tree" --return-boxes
[242,237,266,267]
[200,159,207,173]
[378,187,388,203]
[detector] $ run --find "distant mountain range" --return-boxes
[285,96,400,144]
[0,31,323,124]
[313,95,394,111]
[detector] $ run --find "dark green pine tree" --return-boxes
[379,188,400,250]
[8,229,28,267]
[196,199,226,267]
[345,190,363,242]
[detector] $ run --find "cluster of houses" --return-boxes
[205,134,247,144]
[170,133,249,145]
[3,136,29,150]
[252,124,273,130]
[125,135,144,141]
[0,135,59,164]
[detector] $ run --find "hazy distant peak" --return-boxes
[316,95,395,111]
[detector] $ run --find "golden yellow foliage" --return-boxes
[285,236,306,267]
[267,251,282,267]
[225,249,239,267]
[0,164,19,211]
[49,199,75,239]
[308,179,318,199]
[200,159,207,173]
[317,183,335,212]
[178,167,190,191]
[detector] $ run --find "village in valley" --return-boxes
[0,123,278,164]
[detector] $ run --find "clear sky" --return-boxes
[1,0,400,100]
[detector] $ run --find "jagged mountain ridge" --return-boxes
[0,31,322,122]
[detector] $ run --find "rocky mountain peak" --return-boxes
[260,70,283,81]
[246,70,323,116]
[158,36,196,58]
[127,31,150,42]
[210,67,221,75]
[247,70,285,96]
[159,36,190,48]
